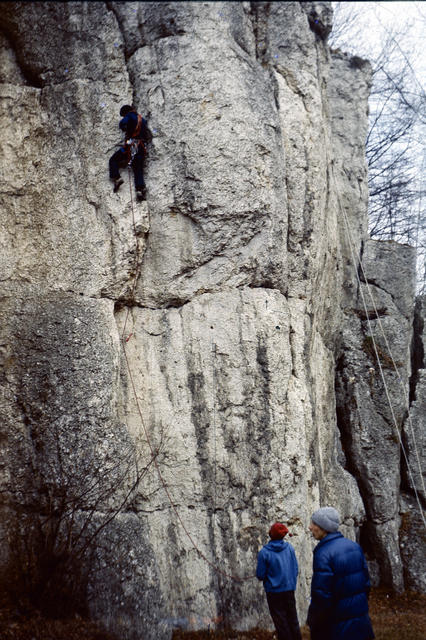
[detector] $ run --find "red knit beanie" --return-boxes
[269,523,289,540]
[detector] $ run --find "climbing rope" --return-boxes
[212,341,218,524]
[330,162,426,528]
[119,146,425,584]
[358,263,426,502]
[120,166,141,344]
[120,169,255,582]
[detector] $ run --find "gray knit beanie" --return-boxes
[311,507,340,532]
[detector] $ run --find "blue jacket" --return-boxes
[307,532,374,640]
[119,111,151,142]
[256,539,298,593]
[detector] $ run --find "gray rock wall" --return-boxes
[0,2,423,639]
[335,240,417,591]
[405,296,426,503]
[400,296,426,592]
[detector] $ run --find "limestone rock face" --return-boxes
[0,3,423,639]
[335,240,417,591]
[405,296,426,502]
[400,296,426,592]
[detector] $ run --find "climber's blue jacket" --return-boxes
[307,532,375,640]
[256,539,298,593]
[119,111,150,141]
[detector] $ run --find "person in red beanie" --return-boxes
[256,522,302,640]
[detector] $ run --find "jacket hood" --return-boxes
[265,539,288,552]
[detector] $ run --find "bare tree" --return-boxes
[330,2,426,293]
[0,423,169,618]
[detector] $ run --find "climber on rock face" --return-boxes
[109,104,152,200]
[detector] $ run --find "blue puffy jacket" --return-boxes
[307,532,374,640]
[256,539,298,592]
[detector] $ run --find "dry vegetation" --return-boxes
[171,589,426,640]
[0,588,425,639]
[368,588,426,640]
[0,606,117,640]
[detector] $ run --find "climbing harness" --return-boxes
[125,114,148,165]
[125,138,146,166]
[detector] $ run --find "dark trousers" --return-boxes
[109,148,145,190]
[309,626,329,640]
[266,590,302,640]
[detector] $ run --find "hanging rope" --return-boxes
[358,259,426,502]
[119,170,255,582]
[119,146,425,583]
[330,162,426,527]
[212,341,218,523]
[120,166,141,344]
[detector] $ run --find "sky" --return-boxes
[330,1,425,81]
[330,2,425,292]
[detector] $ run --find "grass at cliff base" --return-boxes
[0,588,425,639]
[171,590,425,640]
[171,589,426,640]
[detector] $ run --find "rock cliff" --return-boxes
[0,2,424,638]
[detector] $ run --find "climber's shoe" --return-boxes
[136,186,147,201]
[113,177,124,193]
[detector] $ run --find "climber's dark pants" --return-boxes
[109,147,145,190]
[266,591,302,640]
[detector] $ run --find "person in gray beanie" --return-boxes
[311,506,340,532]
[307,507,374,640]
